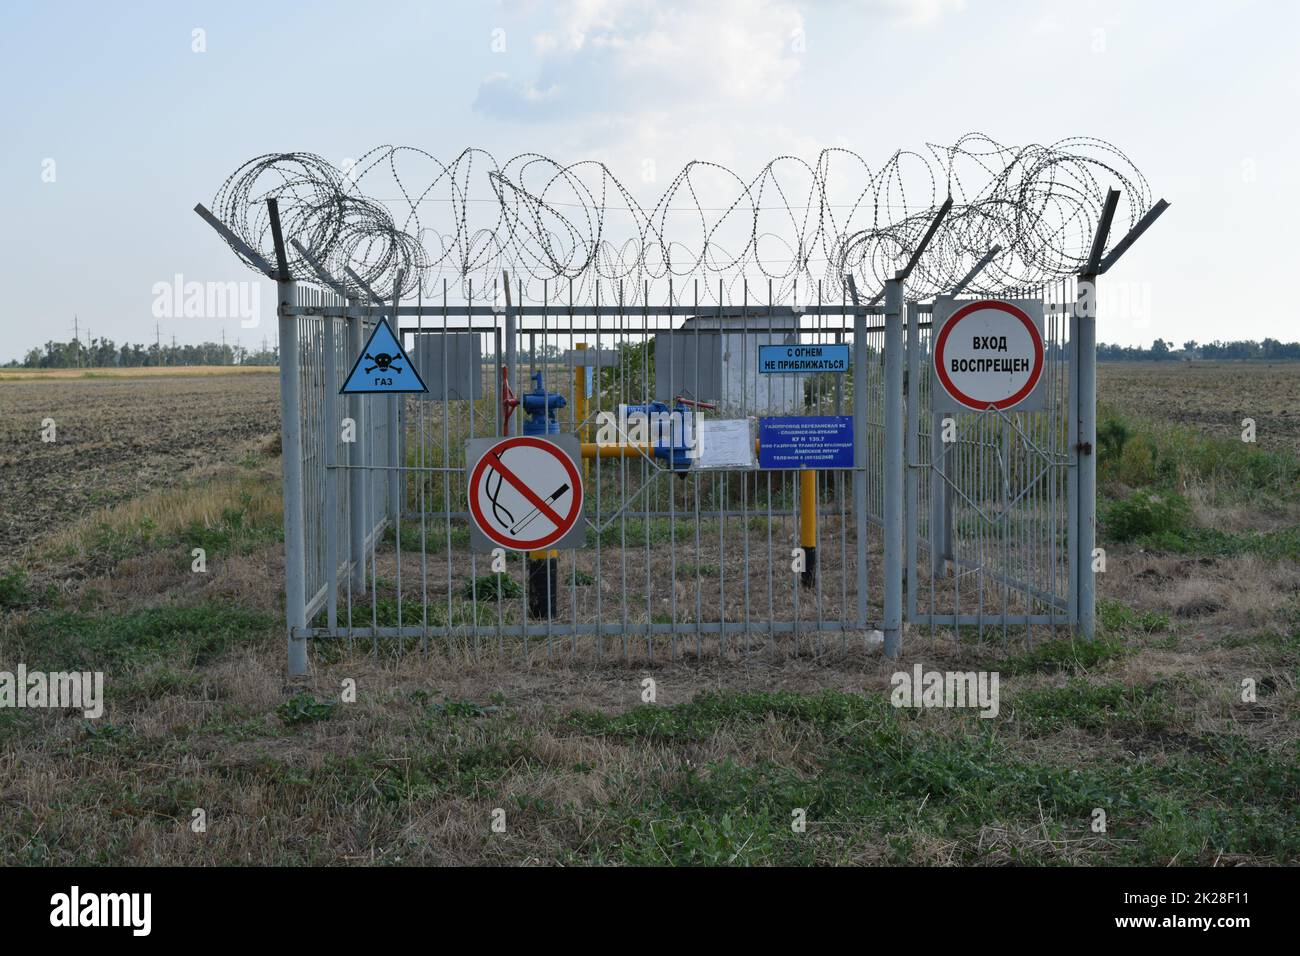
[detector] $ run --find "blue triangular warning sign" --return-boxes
[340,318,427,394]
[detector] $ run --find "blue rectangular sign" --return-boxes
[758,343,849,374]
[758,416,855,469]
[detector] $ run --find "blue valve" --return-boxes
[521,371,567,435]
[620,399,700,471]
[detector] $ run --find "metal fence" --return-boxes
[275,276,1091,673]
[195,174,1170,675]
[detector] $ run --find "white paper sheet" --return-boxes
[693,418,757,470]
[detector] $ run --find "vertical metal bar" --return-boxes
[837,286,848,645]
[389,383,402,635]
[1076,274,1098,639]
[852,295,868,628]
[594,279,604,658]
[929,297,948,573]
[348,300,366,594]
[883,278,904,657]
[387,389,400,526]
[324,310,338,630]
[1067,292,1080,629]
[570,283,583,650]
[418,284,429,654]
[504,272,518,436]
[905,299,919,623]
[278,279,309,676]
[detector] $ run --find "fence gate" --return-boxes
[905,282,1083,644]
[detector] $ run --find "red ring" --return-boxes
[933,300,1044,411]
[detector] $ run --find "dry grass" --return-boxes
[0,365,278,382]
[2,589,1293,864]
[36,465,282,568]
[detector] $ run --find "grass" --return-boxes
[0,569,58,611]
[314,593,515,629]
[462,574,522,601]
[3,625,1295,864]
[0,365,278,381]
[36,470,282,573]
[999,632,1131,676]
[568,688,884,741]
[678,562,721,578]
[1131,525,1300,561]
[277,692,340,726]
[4,603,275,671]
[565,689,1299,866]
[1097,403,1300,500]
[1097,598,1170,636]
[1008,679,1177,736]
[1098,407,1300,563]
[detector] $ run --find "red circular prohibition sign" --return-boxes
[933,300,1045,411]
[467,436,584,550]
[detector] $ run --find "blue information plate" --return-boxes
[758,343,849,373]
[758,416,854,469]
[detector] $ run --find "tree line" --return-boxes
[8,335,1300,369]
[1097,338,1300,361]
[5,338,279,369]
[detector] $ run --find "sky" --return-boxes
[1,0,1297,360]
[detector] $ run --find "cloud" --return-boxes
[861,0,968,27]
[474,72,566,121]
[474,0,806,121]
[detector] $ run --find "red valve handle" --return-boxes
[674,396,717,410]
[501,366,520,433]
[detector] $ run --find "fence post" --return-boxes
[278,279,309,676]
[347,299,366,594]
[324,305,339,629]
[929,295,951,573]
[1074,187,1119,641]
[904,299,919,622]
[883,277,904,657]
[852,291,869,628]
[1076,274,1098,639]
[503,272,518,435]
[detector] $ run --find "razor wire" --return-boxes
[210,133,1151,306]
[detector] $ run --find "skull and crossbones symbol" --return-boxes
[364,352,402,375]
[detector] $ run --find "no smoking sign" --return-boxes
[465,435,586,551]
[932,297,1046,412]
